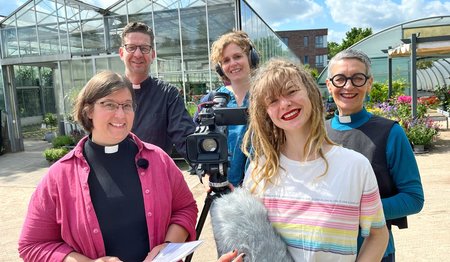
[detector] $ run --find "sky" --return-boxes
[1,0,450,43]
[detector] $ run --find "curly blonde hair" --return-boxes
[242,58,334,194]
[210,30,258,82]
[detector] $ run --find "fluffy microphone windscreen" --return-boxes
[210,188,294,261]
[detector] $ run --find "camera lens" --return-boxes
[201,138,218,152]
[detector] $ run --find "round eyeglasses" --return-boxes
[122,44,153,54]
[329,73,369,88]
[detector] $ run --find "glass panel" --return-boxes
[56,2,70,53]
[185,73,211,102]
[0,67,5,111]
[240,0,297,63]
[127,0,152,15]
[14,2,35,27]
[18,26,38,56]
[43,87,57,114]
[82,18,105,53]
[109,0,129,15]
[15,66,38,87]
[1,28,19,57]
[208,0,235,43]
[180,2,209,72]
[65,5,83,53]
[107,15,128,53]
[16,88,42,117]
[71,59,94,89]
[153,0,182,73]
[35,0,59,54]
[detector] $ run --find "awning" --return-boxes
[388,41,450,57]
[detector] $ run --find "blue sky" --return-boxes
[1,0,450,43]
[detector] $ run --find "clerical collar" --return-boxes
[338,115,352,123]
[132,84,141,89]
[104,144,119,154]
[89,136,120,154]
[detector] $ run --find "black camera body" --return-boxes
[186,92,247,193]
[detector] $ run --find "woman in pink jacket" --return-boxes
[18,71,198,261]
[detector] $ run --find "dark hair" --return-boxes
[73,71,134,132]
[121,21,154,45]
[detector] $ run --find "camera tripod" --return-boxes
[185,171,231,262]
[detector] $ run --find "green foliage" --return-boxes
[434,84,450,109]
[186,102,198,118]
[43,113,58,130]
[416,60,433,70]
[303,64,319,80]
[52,135,75,148]
[43,147,69,162]
[327,41,341,59]
[328,27,373,59]
[369,80,406,104]
[406,121,437,146]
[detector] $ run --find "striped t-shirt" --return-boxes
[245,146,385,261]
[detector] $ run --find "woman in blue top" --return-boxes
[325,49,424,261]
[196,30,259,187]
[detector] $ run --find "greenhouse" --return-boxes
[318,16,450,96]
[0,0,296,152]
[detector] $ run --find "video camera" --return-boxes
[186,92,247,193]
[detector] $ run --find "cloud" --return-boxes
[246,0,323,29]
[327,29,346,43]
[325,0,450,32]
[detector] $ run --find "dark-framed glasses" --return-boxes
[97,101,136,113]
[329,73,369,88]
[123,44,153,54]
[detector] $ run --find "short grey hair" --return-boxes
[327,49,372,78]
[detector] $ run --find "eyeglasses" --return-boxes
[96,101,136,113]
[122,44,153,54]
[329,73,370,88]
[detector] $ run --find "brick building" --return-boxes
[277,29,328,72]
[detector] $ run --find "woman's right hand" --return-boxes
[93,257,123,262]
[217,250,245,262]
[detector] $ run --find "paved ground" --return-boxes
[1,125,450,261]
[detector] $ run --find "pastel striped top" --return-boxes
[245,146,385,261]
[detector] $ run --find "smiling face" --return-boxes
[119,32,154,81]
[220,43,251,83]
[266,86,312,135]
[88,88,134,146]
[326,58,373,116]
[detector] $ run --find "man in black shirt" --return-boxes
[119,22,195,159]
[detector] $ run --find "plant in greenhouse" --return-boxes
[434,84,450,111]
[404,118,438,147]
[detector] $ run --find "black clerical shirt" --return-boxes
[84,136,149,261]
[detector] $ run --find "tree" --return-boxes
[328,27,373,59]
[328,41,341,59]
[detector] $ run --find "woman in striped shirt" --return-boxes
[242,58,388,261]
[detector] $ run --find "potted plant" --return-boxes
[52,135,75,150]
[405,118,438,153]
[43,147,69,164]
[434,84,450,112]
[42,113,58,142]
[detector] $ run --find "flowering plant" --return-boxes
[434,84,450,110]
[369,95,439,148]
[404,118,438,146]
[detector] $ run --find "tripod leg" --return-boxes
[185,192,214,262]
